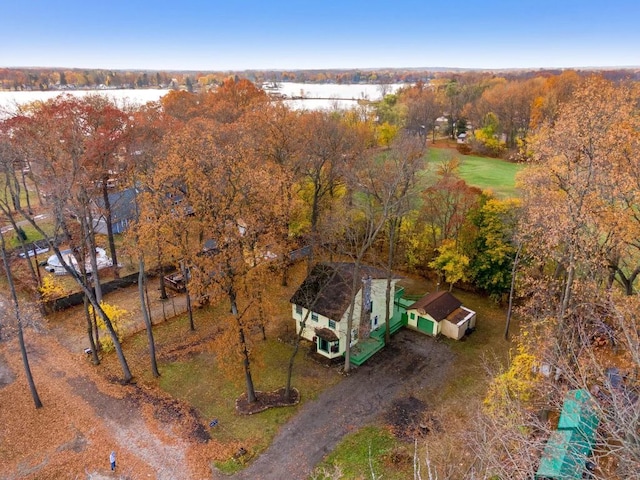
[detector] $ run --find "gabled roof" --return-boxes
[290,262,389,322]
[409,291,462,322]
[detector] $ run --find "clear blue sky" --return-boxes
[1,0,638,71]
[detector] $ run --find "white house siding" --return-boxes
[292,304,342,357]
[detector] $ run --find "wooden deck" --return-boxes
[349,312,408,366]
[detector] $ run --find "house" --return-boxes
[290,262,398,361]
[405,291,476,340]
[92,187,138,235]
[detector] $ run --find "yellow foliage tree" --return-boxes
[89,302,128,352]
[38,274,66,301]
[484,345,542,415]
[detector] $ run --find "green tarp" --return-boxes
[535,389,599,480]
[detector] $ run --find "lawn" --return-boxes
[102,262,343,474]
[427,147,524,199]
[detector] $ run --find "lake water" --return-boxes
[0,83,408,117]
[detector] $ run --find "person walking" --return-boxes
[110,451,116,471]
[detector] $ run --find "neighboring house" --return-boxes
[405,291,476,340]
[92,187,138,235]
[290,262,398,361]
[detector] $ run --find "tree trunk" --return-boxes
[384,217,399,345]
[504,243,522,341]
[84,294,100,365]
[343,261,362,373]
[139,257,159,377]
[285,308,312,401]
[0,231,42,408]
[180,262,194,331]
[101,182,119,277]
[229,287,256,403]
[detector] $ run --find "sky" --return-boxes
[1,0,639,71]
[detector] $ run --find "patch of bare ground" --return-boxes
[235,387,300,415]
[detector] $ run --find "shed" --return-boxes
[405,291,476,340]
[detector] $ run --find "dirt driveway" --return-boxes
[227,329,454,480]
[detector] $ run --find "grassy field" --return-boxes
[427,147,524,199]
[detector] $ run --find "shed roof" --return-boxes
[290,262,390,322]
[409,291,462,322]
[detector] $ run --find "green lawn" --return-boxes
[427,147,524,199]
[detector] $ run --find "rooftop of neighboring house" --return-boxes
[409,290,463,322]
[93,187,138,223]
[290,262,391,322]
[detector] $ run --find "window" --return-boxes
[295,304,302,315]
[330,342,340,353]
[311,312,318,322]
[319,338,329,353]
[410,312,415,320]
[328,320,336,329]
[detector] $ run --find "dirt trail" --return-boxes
[0,289,201,480]
[227,329,454,480]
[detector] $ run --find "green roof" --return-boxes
[536,429,590,479]
[557,389,599,444]
[536,389,599,479]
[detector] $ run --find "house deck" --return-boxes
[349,311,408,366]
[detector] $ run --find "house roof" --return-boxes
[409,291,462,322]
[290,262,390,322]
[93,187,138,223]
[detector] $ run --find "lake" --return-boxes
[0,82,409,117]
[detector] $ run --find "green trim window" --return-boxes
[328,320,336,329]
[319,338,329,353]
[311,312,318,322]
[410,312,415,320]
[295,304,302,315]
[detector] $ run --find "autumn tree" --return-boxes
[0,227,43,408]
[298,111,362,266]
[467,196,521,302]
[11,96,133,382]
[143,115,280,403]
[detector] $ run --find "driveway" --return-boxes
[226,329,454,480]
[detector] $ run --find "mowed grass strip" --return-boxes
[313,426,406,480]
[427,147,524,199]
